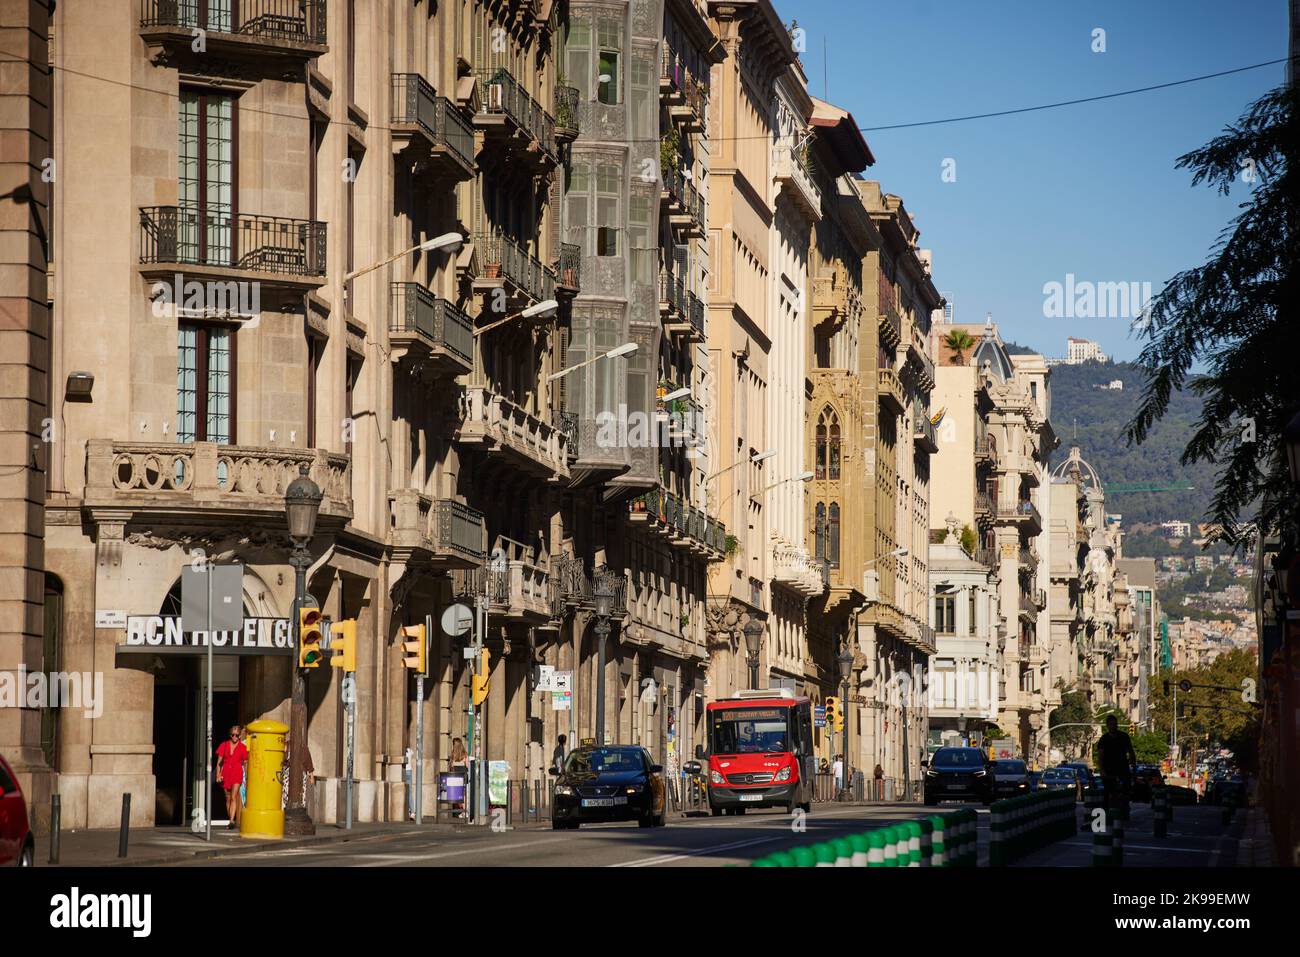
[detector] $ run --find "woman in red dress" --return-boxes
[215,726,248,830]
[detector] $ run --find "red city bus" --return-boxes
[705,690,815,815]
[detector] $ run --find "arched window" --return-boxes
[817,406,840,481]
[814,502,826,560]
[815,419,827,479]
[829,418,841,480]
[828,503,841,566]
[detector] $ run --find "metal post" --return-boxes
[345,675,355,830]
[118,793,131,858]
[748,657,759,691]
[285,549,314,835]
[49,794,60,864]
[901,689,910,802]
[415,613,429,826]
[476,591,488,822]
[840,676,850,801]
[205,567,213,842]
[595,617,610,746]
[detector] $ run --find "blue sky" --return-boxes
[784,0,1287,362]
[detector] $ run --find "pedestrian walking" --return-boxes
[449,737,469,817]
[215,725,247,830]
[552,733,568,774]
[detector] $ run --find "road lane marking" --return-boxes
[1056,841,1208,853]
[611,836,783,867]
[362,836,570,865]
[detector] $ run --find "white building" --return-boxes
[1066,337,1108,364]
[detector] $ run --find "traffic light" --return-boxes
[298,606,323,668]
[1177,701,1186,718]
[825,696,843,732]
[1163,679,1170,697]
[472,648,491,705]
[400,623,427,673]
[330,618,357,673]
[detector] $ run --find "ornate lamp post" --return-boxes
[837,646,854,801]
[593,572,614,746]
[284,463,322,836]
[743,618,764,690]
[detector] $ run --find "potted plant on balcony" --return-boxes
[660,128,681,181]
[724,534,739,557]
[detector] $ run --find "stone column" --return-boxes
[0,0,53,831]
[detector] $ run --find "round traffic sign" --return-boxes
[441,603,473,637]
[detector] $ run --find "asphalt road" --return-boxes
[176,803,944,867]
[172,797,1242,867]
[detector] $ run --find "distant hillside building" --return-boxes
[1049,337,1109,366]
[1161,521,1191,539]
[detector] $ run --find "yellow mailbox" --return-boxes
[241,718,289,840]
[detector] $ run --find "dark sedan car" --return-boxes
[550,745,667,830]
[1133,765,1164,802]
[990,759,1032,798]
[1041,767,1081,797]
[924,747,994,806]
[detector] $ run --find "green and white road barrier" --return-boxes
[988,790,1075,865]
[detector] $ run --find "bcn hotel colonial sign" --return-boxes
[116,616,294,659]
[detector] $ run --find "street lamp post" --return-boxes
[743,618,764,690]
[593,573,614,747]
[837,647,854,801]
[284,463,322,836]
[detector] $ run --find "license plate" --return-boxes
[739,793,764,802]
[581,797,627,807]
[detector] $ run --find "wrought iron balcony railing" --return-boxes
[140,0,327,45]
[390,73,476,175]
[389,283,474,371]
[556,242,581,294]
[140,206,326,278]
[474,67,556,161]
[554,84,580,137]
[474,230,556,304]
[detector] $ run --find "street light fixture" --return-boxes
[284,463,323,836]
[474,297,560,337]
[344,231,464,282]
[742,618,764,690]
[704,449,775,482]
[593,572,615,747]
[548,342,637,382]
[661,387,691,402]
[837,647,854,801]
[759,470,815,494]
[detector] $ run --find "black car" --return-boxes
[550,745,667,830]
[924,747,994,806]
[1060,762,1096,796]
[990,759,1032,798]
[1133,765,1164,802]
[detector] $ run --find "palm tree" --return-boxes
[944,328,976,364]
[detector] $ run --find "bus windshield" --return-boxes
[709,706,792,754]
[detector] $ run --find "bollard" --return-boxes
[49,793,61,865]
[918,817,933,866]
[791,845,817,867]
[1153,788,1168,839]
[832,837,854,867]
[928,815,946,867]
[882,826,900,867]
[849,832,869,867]
[1112,817,1125,867]
[867,828,887,866]
[814,842,837,867]
[989,801,1005,866]
[896,823,912,864]
[118,793,131,859]
[1091,829,1114,867]
[905,821,922,866]
[768,850,797,867]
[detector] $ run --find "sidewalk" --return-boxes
[36,818,469,867]
[1234,807,1275,867]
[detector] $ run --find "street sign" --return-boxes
[441,602,473,637]
[814,706,826,728]
[552,691,571,710]
[341,674,356,704]
[181,563,245,633]
[537,664,556,691]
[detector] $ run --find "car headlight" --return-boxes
[1018,782,1027,788]
[775,766,792,783]
[973,770,986,777]
[925,769,939,777]
[555,785,574,796]
[625,784,643,794]
[710,769,725,785]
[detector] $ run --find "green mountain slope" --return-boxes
[1017,353,1218,528]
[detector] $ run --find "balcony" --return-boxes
[473,68,556,168]
[454,552,552,623]
[878,303,903,348]
[1018,593,1038,622]
[913,412,938,453]
[774,143,820,219]
[1036,587,1048,609]
[908,339,936,391]
[390,74,476,180]
[554,85,580,143]
[472,231,556,307]
[877,368,906,416]
[772,540,824,598]
[139,0,326,70]
[551,558,628,618]
[388,491,485,568]
[997,499,1042,535]
[660,269,685,324]
[1019,545,1039,574]
[555,242,581,298]
[975,490,994,526]
[662,51,706,133]
[139,207,326,297]
[661,168,705,238]
[627,488,726,559]
[974,435,995,464]
[457,387,570,480]
[85,440,350,525]
[656,389,704,449]
[389,283,474,376]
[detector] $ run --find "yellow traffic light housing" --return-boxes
[400,623,427,673]
[330,618,357,673]
[298,606,323,668]
[824,696,843,732]
[472,648,491,705]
